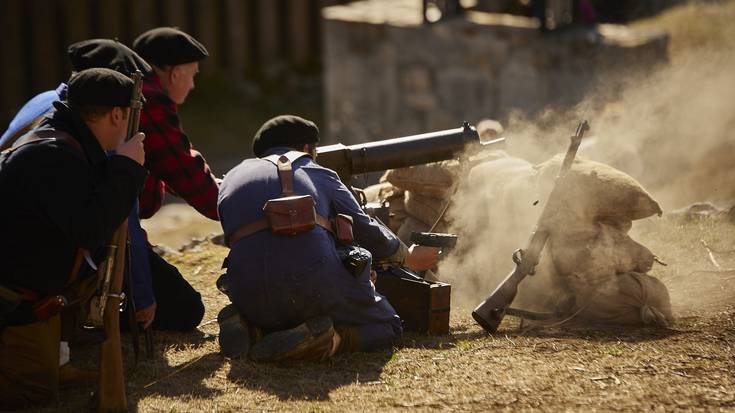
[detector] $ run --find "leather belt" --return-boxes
[227,214,334,247]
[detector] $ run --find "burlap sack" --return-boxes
[570,272,673,327]
[362,182,394,203]
[404,191,447,227]
[397,216,430,245]
[550,223,655,290]
[536,155,662,224]
[385,160,460,198]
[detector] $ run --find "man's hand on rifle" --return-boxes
[404,244,440,272]
[117,132,146,165]
[136,302,156,329]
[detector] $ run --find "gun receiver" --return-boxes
[317,122,504,184]
[471,121,590,334]
[410,232,458,249]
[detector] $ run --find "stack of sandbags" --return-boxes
[449,154,673,328]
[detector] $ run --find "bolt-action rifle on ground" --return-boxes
[472,121,590,334]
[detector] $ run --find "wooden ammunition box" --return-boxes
[375,274,451,335]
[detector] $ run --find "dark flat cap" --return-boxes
[133,27,208,67]
[68,38,152,76]
[67,68,135,107]
[252,115,320,157]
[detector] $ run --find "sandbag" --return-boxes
[404,191,447,227]
[396,216,430,245]
[570,272,673,327]
[550,223,655,291]
[362,182,393,203]
[536,155,662,224]
[385,160,460,198]
[360,182,406,233]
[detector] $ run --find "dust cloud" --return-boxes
[439,23,735,313]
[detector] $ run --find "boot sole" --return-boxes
[249,316,334,362]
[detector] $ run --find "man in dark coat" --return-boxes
[0,36,161,332]
[0,68,146,409]
[217,115,438,361]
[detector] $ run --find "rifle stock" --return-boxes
[98,70,144,412]
[472,121,589,333]
[98,227,128,412]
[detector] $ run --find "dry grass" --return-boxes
[34,210,734,412]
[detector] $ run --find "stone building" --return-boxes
[322,0,668,143]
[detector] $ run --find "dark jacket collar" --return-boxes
[39,101,108,165]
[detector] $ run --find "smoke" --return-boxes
[439,6,735,312]
[503,48,735,211]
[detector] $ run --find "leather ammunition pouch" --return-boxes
[264,194,317,236]
[261,152,318,236]
[0,250,89,328]
[227,151,349,246]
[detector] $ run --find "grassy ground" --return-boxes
[39,209,735,412]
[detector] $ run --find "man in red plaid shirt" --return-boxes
[129,27,220,331]
[135,28,219,221]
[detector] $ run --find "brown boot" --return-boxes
[217,304,258,358]
[59,363,99,388]
[249,316,335,363]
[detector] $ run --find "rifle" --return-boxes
[97,70,144,412]
[471,121,590,334]
[316,122,504,185]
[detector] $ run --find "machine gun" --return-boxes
[471,121,590,334]
[318,123,501,335]
[317,122,504,185]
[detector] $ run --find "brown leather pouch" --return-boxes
[263,195,317,236]
[334,213,354,245]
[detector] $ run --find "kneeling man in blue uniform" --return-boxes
[217,115,438,361]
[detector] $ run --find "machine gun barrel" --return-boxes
[317,122,503,183]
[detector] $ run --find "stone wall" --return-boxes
[322,0,668,144]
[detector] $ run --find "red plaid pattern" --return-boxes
[138,76,219,220]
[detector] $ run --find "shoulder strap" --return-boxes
[262,151,310,196]
[2,129,83,156]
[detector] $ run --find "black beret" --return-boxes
[67,68,135,108]
[68,38,152,76]
[252,115,320,157]
[133,27,208,67]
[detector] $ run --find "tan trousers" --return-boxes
[0,315,60,410]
